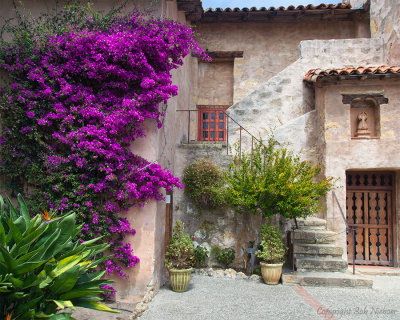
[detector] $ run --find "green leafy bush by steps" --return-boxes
[183,158,225,210]
[193,246,209,268]
[224,137,335,219]
[255,223,287,264]
[0,194,118,319]
[164,221,194,270]
[213,247,235,268]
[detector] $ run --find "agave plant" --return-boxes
[0,194,118,319]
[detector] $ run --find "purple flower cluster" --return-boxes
[101,284,116,301]
[0,10,208,280]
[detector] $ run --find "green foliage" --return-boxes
[164,221,194,270]
[224,137,335,219]
[255,223,287,264]
[193,246,209,268]
[0,194,118,319]
[183,158,225,210]
[213,247,235,268]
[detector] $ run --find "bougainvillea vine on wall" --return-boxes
[0,4,209,280]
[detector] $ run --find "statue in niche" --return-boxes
[355,111,371,137]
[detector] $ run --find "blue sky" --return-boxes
[202,0,342,9]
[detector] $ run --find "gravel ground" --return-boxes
[70,274,400,320]
[138,274,400,320]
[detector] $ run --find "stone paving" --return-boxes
[72,272,400,320]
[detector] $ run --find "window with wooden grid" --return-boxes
[197,107,227,141]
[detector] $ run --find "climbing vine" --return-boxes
[0,2,208,279]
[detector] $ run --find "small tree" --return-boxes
[224,137,335,219]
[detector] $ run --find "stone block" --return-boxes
[293,230,337,244]
[295,258,348,272]
[294,244,343,256]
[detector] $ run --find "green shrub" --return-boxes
[183,158,225,210]
[224,137,335,219]
[256,223,287,264]
[164,221,194,270]
[193,246,209,268]
[0,195,118,319]
[213,247,235,268]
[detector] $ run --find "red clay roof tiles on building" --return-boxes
[304,66,400,83]
[204,3,352,13]
[200,3,365,23]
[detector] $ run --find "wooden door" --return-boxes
[346,172,395,266]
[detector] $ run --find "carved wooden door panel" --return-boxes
[346,172,394,266]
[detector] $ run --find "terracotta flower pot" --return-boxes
[169,268,192,292]
[260,262,283,285]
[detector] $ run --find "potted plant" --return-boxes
[255,223,287,285]
[164,221,195,292]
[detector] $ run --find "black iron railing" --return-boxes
[177,108,262,158]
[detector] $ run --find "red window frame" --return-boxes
[197,106,228,141]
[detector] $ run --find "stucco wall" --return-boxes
[118,0,196,302]
[196,61,234,106]
[196,19,369,104]
[315,78,400,264]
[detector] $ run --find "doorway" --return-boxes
[346,171,395,266]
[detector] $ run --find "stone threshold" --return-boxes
[350,265,400,276]
[282,270,373,288]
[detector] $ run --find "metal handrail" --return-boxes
[332,190,356,275]
[176,108,263,158]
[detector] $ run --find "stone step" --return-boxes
[296,258,348,272]
[296,217,327,230]
[294,243,343,257]
[282,271,373,288]
[293,230,337,244]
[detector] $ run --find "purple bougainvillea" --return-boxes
[0,6,208,280]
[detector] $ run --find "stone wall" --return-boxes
[369,0,400,64]
[173,143,267,269]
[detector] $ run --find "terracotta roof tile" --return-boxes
[204,3,352,13]
[304,66,400,83]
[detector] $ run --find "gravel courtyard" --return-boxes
[72,273,400,320]
[139,274,400,320]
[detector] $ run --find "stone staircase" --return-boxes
[282,217,373,288]
[293,217,348,273]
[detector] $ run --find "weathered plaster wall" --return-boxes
[369,0,400,64]
[196,61,234,106]
[315,78,400,263]
[117,0,196,302]
[196,19,369,104]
